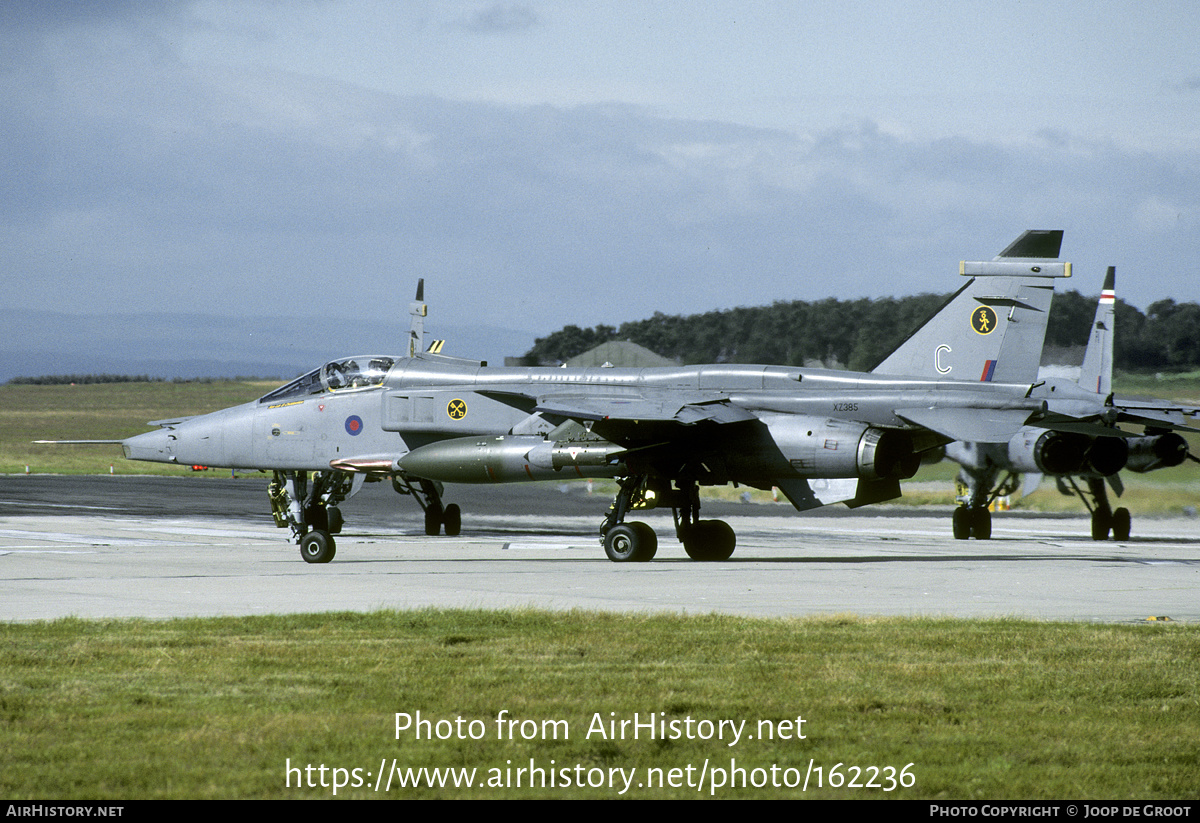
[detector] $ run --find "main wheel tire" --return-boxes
[1111,507,1131,541]
[424,506,443,536]
[682,520,736,561]
[952,506,971,540]
[442,503,462,536]
[604,523,656,562]
[1091,511,1111,541]
[970,506,992,540]
[327,506,344,535]
[629,521,657,560]
[300,530,336,564]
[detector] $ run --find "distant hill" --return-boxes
[2,309,534,384]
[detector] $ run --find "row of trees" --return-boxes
[523,292,1200,372]
[6,374,163,386]
[5,375,253,386]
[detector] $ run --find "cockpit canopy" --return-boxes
[259,356,395,404]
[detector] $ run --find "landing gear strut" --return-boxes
[269,470,359,564]
[599,475,735,562]
[599,476,657,561]
[392,476,461,536]
[1069,477,1131,541]
[951,469,1016,539]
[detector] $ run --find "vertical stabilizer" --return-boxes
[871,231,1070,383]
[1078,267,1115,396]
[995,229,1063,260]
[407,279,427,358]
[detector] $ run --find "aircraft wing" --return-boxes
[1109,399,1200,432]
[481,390,759,427]
[1034,399,1200,436]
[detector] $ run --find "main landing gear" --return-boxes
[1068,477,1131,541]
[269,470,359,564]
[951,505,992,540]
[392,476,461,537]
[951,470,1017,540]
[951,470,1133,542]
[599,476,736,562]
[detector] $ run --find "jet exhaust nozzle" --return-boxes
[1008,429,1127,476]
[1124,432,1189,473]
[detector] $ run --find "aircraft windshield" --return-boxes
[259,356,394,404]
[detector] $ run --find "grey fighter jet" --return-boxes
[946,266,1198,540]
[107,230,1192,564]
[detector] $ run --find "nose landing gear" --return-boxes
[269,470,359,563]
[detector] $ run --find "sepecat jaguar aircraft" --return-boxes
[946,265,1198,540]
[95,230,1194,564]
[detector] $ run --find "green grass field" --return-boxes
[3,610,1198,799]
[1,380,271,475]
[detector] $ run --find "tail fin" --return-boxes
[996,229,1064,259]
[407,278,427,358]
[871,230,1070,383]
[1077,267,1115,396]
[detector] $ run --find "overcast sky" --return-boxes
[3,1,1198,361]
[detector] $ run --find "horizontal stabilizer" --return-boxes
[895,406,1039,443]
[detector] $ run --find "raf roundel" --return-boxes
[345,415,364,436]
[970,305,998,335]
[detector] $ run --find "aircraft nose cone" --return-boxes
[122,429,176,463]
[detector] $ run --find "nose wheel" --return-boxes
[270,470,358,563]
[300,530,336,564]
[603,522,657,562]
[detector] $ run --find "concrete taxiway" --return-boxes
[2,476,1198,622]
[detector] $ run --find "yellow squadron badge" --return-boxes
[971,306,997,335]
[447,398,468,420]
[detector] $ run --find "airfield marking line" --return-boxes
[124,526,280,539]
[0,528,169,546]
[0,499,123,511]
